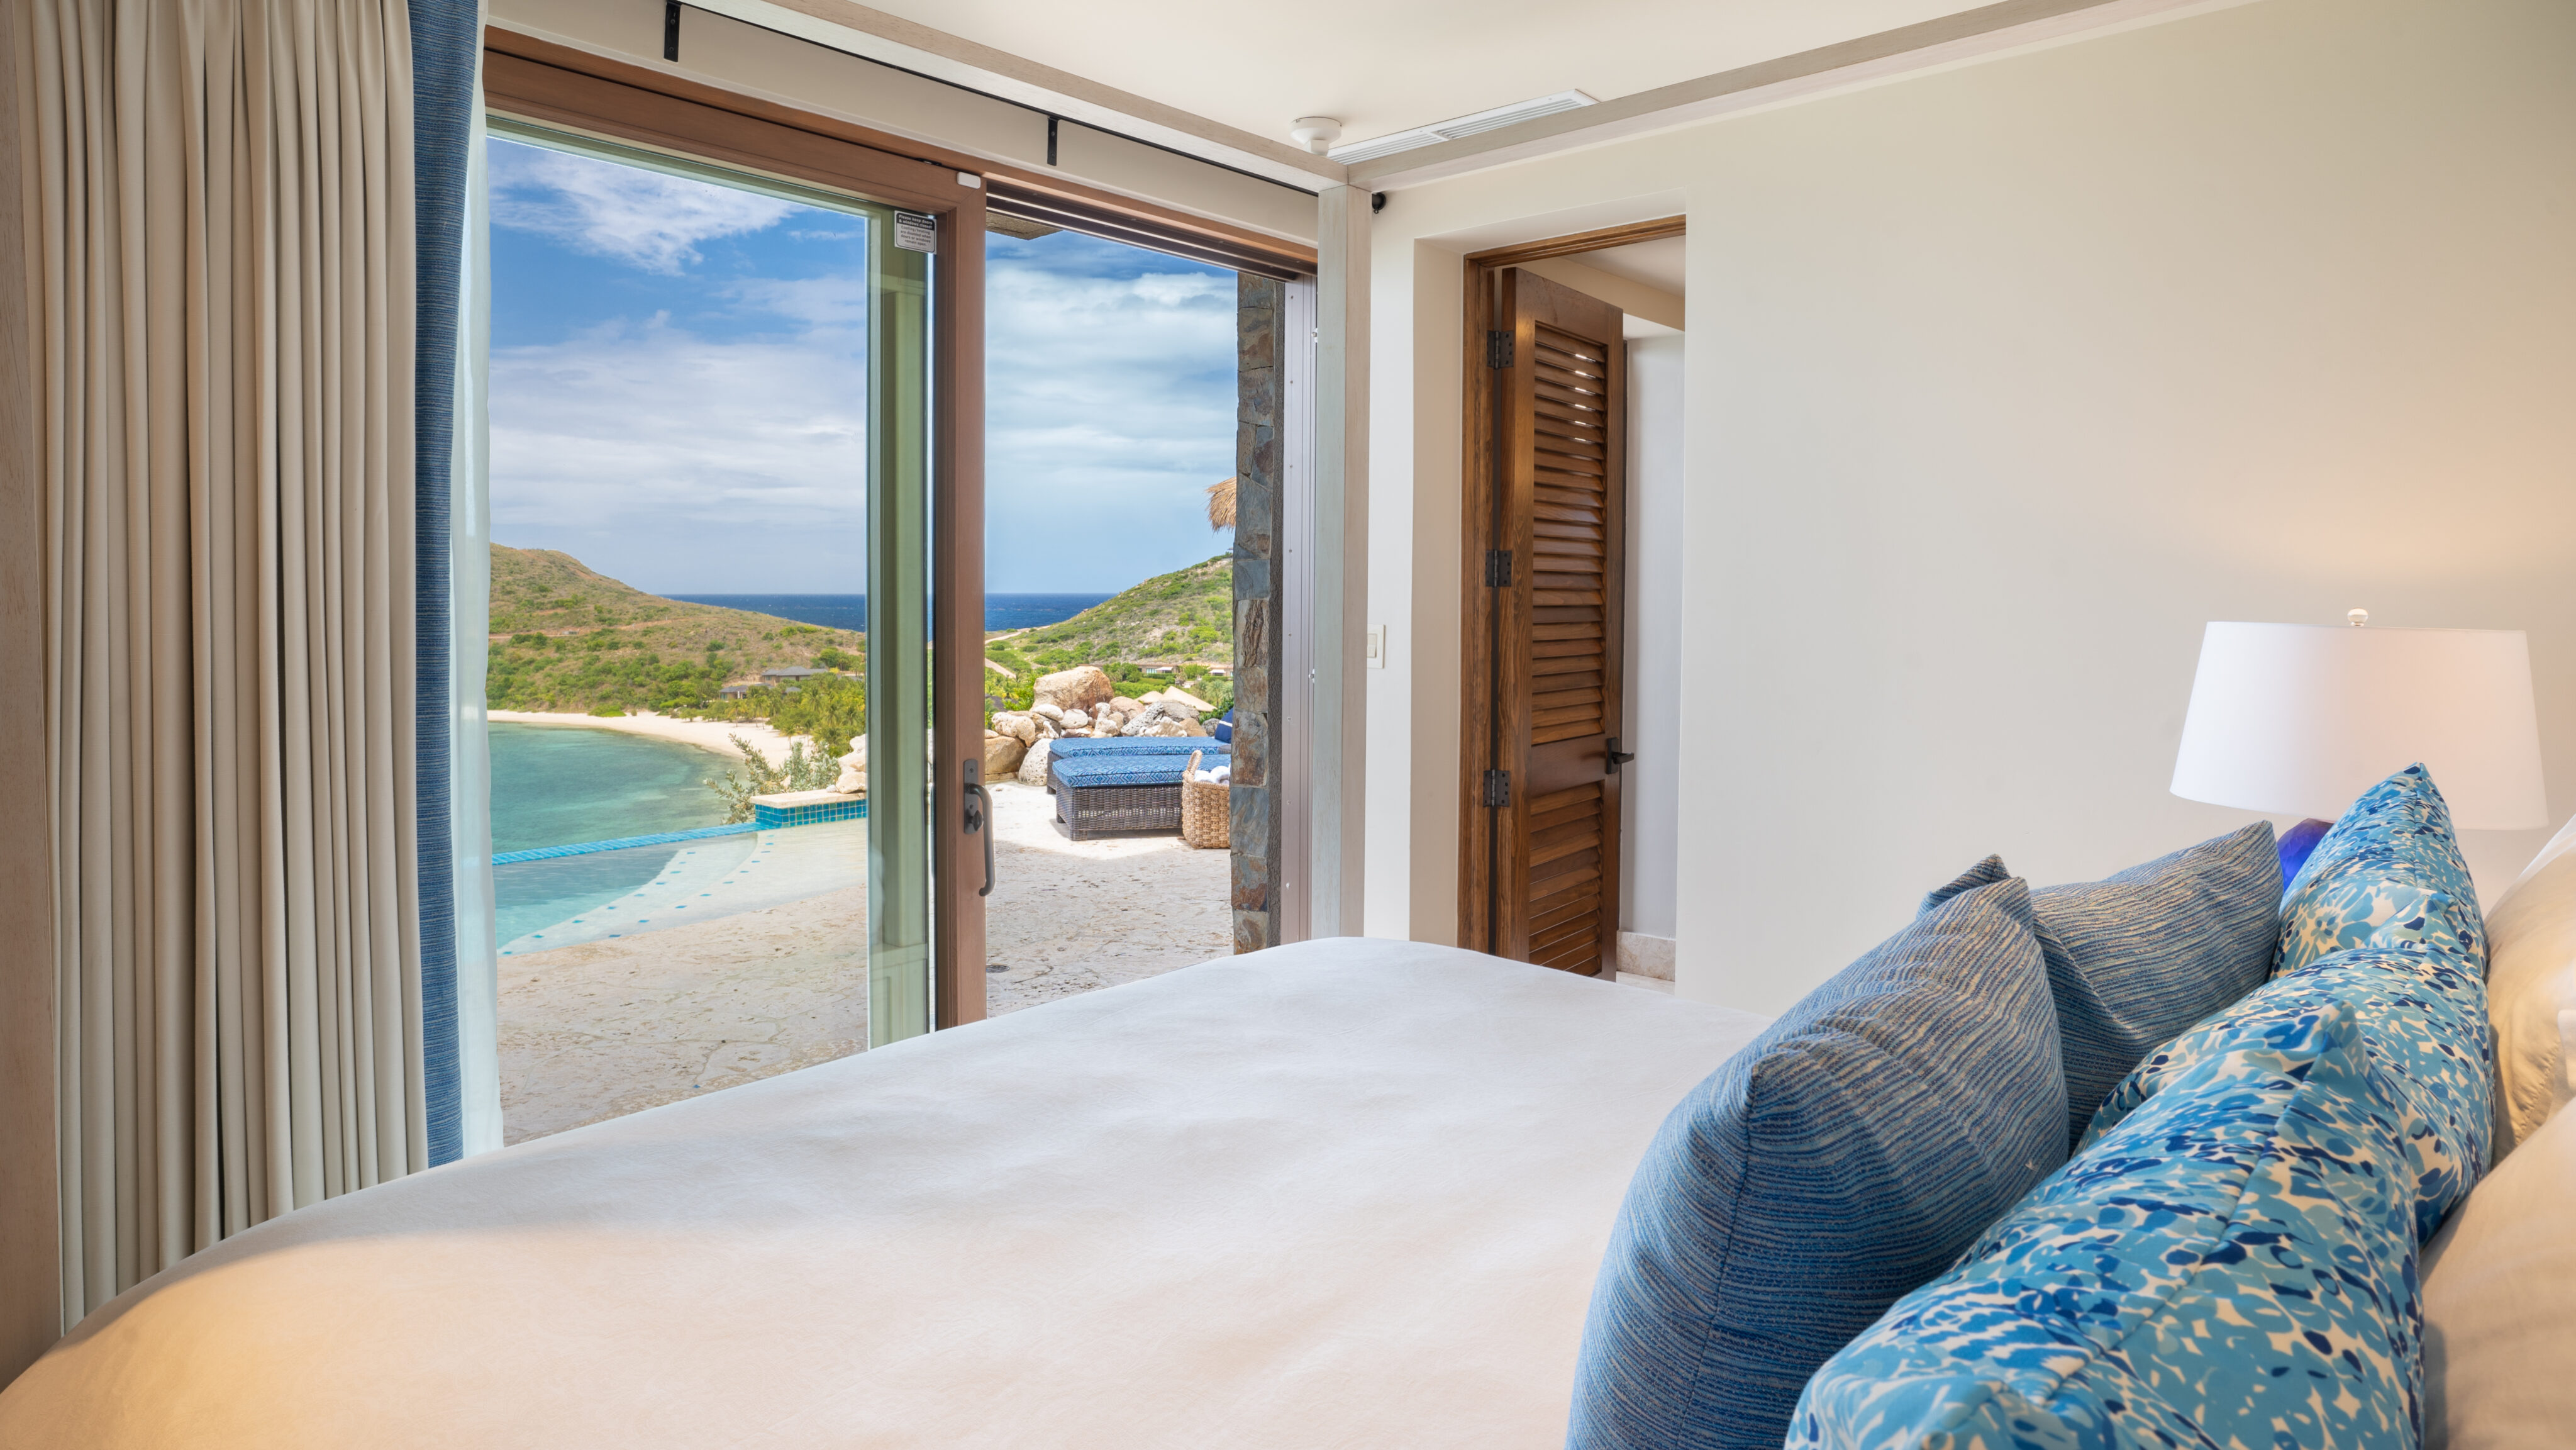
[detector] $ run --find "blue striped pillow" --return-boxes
[1924,824,2280,1149]
[1567,876,2066,1450]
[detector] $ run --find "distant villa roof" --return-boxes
[762,667,825,679]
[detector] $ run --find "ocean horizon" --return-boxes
[665,593,1113,633]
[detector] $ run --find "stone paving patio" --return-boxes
[496,780,1231,1143]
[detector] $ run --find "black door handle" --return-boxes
[1604,737,1636,776]
[963,760,994,897]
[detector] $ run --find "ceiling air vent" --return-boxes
[1327,91,1596,165]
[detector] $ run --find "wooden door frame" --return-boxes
[1455,216,1682,954]
[483,38,990,1026]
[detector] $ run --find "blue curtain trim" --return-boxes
[413,0,478,1167]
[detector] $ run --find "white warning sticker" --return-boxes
[894,211,938,253]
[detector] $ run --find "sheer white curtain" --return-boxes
[16,0,435,1319]
[453,83,500,1155]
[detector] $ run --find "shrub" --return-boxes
[762,672,867,751]
[704,735,840,823]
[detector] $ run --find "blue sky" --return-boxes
[487,136,1236,594]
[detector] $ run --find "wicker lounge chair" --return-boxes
[1046,740,1231,839]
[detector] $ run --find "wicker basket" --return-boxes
[1180,750,1230,850]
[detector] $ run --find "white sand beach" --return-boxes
[486,708,809,766]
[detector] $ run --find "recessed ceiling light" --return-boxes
[1327,91,1597,165]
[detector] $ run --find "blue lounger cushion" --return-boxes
[1568,874,2066,1450]
[1046,737,1228,759]
[1048,756,1206,789]
[1046,740,1230,788]
[1924,823,2280,1149]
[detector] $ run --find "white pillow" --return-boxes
[2424,1101,2576,1447]
[2485,813,2576,1157]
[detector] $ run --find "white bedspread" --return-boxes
[0,939,1765,1449]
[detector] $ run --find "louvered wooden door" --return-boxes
[1466,268,1626,974]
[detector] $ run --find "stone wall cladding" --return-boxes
[1232,275,1284,953]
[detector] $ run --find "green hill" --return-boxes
[981,554,1233,713]
[998,555,1231,667]
[484,545,862,716]
[485,545,1236,723]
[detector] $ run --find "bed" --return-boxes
[0,939,1767,1449]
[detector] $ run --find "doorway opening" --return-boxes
[973,223,1243,1014]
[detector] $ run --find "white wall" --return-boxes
[1621,335,1686,940]
[1362,0,2576,1013]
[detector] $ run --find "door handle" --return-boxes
[963,759,994,897]
[1604,737,1636,776]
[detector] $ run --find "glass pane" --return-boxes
[481,123,935,1139]
[866,216,933,1046]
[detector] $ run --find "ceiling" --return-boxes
[852,0,2017,159]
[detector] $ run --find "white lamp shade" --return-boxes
[2172,622,2548,829]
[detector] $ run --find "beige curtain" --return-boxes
[17,0,428,1321]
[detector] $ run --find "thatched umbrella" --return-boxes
[1206,477,1236,531]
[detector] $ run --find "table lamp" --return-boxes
[2172,611,2548,879]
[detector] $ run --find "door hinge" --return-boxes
[1484,549,1513,588]
[1482,769,1511,809]
[1604,737,1636,776]
[1486,330,1514,369]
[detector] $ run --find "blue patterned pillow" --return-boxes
[1568,877,2066,1450]
[2277,763,2484,976]
[2084,945,2491,1242]
[1790,998,2421,1450]
[1925,825,2280,1149]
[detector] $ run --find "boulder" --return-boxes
[1146,720,1192,737]
[1033,666,1113,715]
[992,711,1039,745]
[1060,708,1090,730]
[831,735,867,795]
[1031,701,1065,723]
[983,730,1026,778]
[1159,686,1215,713]
[1104,695,1144,718]
[1015,738,1053,787]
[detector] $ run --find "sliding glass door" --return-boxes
[475,73,982,1137]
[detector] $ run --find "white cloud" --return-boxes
[481,142,1241,594]
[491,142,795,274]
[982,259,1238,590]
[488,315,870,593]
